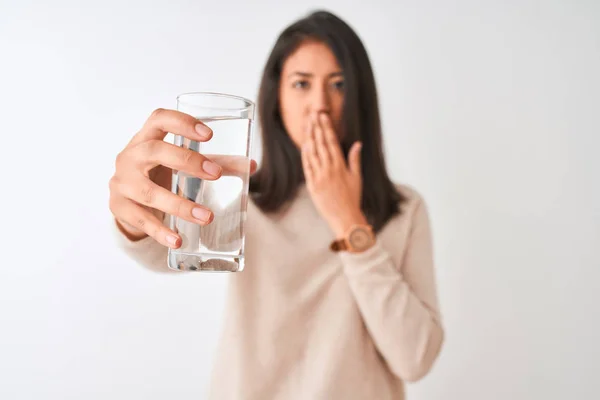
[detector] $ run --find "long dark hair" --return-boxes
[249,10,408,232]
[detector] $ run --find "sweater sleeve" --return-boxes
[338,196,444,382]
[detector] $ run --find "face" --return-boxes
[278,39,345,148]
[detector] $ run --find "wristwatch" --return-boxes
[330,224,376,253]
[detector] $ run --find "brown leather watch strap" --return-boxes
[329,238,347,252]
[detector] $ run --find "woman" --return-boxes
[109,10,444,400]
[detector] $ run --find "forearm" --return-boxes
[340,242,443,381]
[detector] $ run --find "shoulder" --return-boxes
[382,182,432,233]
[373,182,435,265]
[394,182,428,213]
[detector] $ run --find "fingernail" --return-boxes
[192,207,212,221]
[195,123,212,139]
[166,234,180,247]
[203,160,222,176]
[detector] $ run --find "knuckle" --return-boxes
[108,175,120,194]
[133,140,160,165]
[116,146,140,168]
[140,184,155,205]
[135,217,146,230]
[143,139,160,156]
[180,148,196,166]
[115,150,127,168]
[175,198,187,217]
[108,194,120,215]
[150,108,165,121]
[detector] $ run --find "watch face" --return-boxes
[348,227,373,250]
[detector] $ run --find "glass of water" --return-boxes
[167,92,255,272]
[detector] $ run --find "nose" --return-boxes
[309,85,330,115]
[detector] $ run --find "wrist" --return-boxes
[329,218,376,254]
[330,210,368,238]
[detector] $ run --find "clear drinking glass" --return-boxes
[167,92,255,272]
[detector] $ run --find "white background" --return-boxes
[1,0,599,399]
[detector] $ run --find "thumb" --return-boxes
[348,141,362,176]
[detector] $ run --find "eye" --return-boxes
[332,80,345,91]
[293,80,309,89]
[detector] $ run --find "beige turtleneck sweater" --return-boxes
[113,183,444,400]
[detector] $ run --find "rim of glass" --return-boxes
[177,91,254,112]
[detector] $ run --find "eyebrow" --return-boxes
[288,71,344,79]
